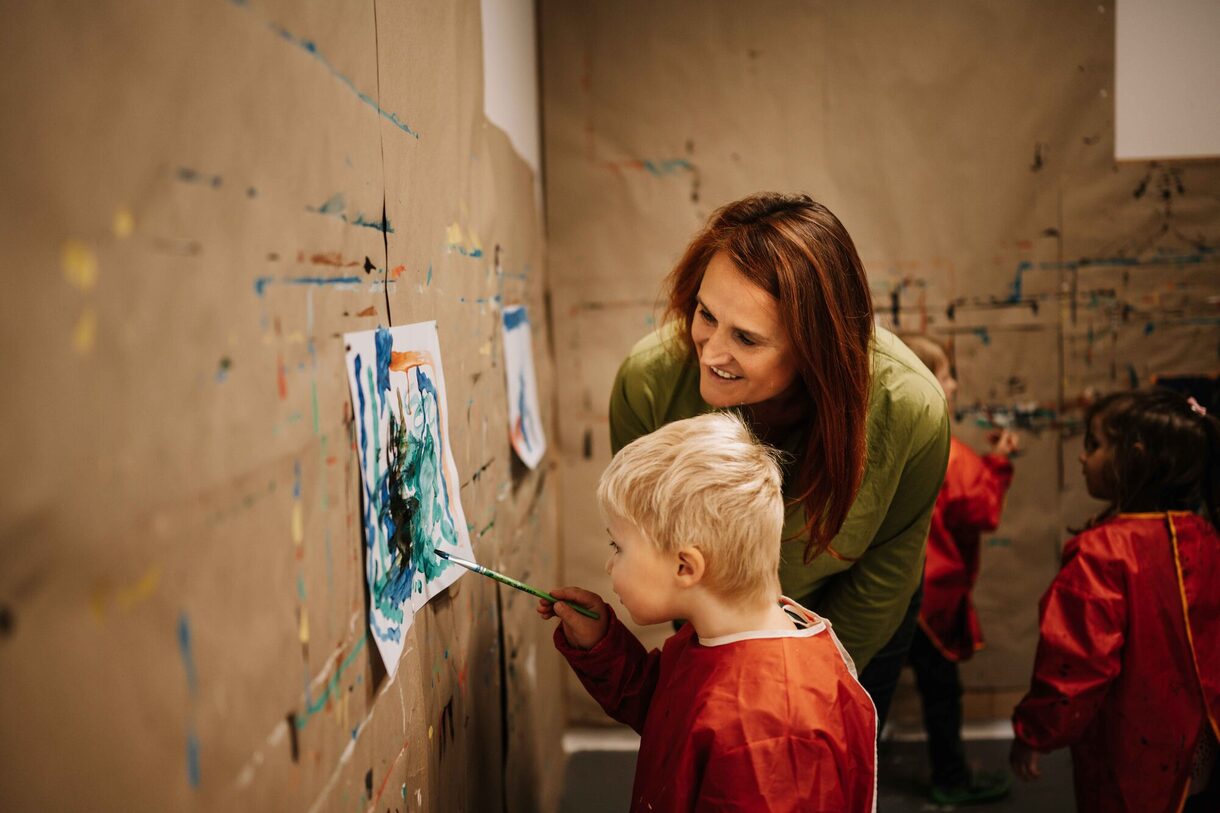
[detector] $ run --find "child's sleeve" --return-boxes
[943,452,1013,534]
[553,607,660,734]
[1011,541,1126,751]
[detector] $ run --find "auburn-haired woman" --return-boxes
[609,192,950,723]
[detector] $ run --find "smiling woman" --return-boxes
[609,192,951,725]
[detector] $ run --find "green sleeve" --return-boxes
[608,355,658,454]
[816,409,950,668]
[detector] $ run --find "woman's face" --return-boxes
[690,252,800,409]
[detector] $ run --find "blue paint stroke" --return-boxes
[517,369,532,449]
[375,328,393,400]
[178,613,197,695]
[254,275,363,296]
[1004,247,1217,303]
[267,23,420,139]
[305,194,394,232]
[186,730,201,788]
[503,307,529,331]
[641,158,693,176]
[426,264,433,286]
[355,355,368,460]
[293,460,302,499]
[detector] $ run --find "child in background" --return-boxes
[538,412,877,812]
[1011,389,1220,812]
[901,335,1017,805]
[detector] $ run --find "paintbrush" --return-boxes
[434,549,601,620]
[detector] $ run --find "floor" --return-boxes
[559,725,1077,812]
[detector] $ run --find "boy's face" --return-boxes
[1080,413,1116,501]
[604,516,679,626]
[934,359,957,409]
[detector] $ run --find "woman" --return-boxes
[609,192,949,724]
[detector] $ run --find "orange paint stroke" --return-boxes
[390,265,406,280]
[368,739,410,812]
[356,305,377,317]
[277,353,288,399]
[389,350,429,373]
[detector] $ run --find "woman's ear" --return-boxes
[675,547,706,587]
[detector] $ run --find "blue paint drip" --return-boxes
[293,460,302,499]
[186,731,201,788]
[267,23,421,139]
[375,328,393,400]
[426,264,433,285]
[178,613,197,695]
[503,307,529,331]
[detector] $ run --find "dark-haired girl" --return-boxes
[1011,389,1220,812]
[609,193,950,723]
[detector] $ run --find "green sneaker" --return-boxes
[929,770,1012,806]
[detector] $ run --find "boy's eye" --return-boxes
[608,540,619,551]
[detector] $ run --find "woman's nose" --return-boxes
[701,328,731,364]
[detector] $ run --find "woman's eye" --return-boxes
[736,331,756,346]
[698,308,715,324]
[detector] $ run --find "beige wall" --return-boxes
[541,0,1220,724]
[0,1,564,810]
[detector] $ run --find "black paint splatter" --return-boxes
[0,605,13,638]
[286,713,300,762]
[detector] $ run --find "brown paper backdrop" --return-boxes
[0,1,564,810]
[540,0,1220,725]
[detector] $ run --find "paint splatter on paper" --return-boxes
[502,306,546,469]
[343,322,473,676]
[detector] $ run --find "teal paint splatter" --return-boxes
[296,636,367,728]
[186,731,201,787]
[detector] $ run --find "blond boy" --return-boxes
[539,412,877,812]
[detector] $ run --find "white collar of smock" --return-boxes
[696,596,827,647]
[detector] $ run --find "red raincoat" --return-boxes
[556,601,877,812]
[1012,512,1220,813]
[918,437,1013,662]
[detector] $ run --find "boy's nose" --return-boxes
[604,556,613,575]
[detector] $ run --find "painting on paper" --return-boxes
[344,321,473,676]
[501,306,546,469]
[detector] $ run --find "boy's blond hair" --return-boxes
[597,412,785,602]
[900,333,949,377]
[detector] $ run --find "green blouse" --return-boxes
[608,323,950,668]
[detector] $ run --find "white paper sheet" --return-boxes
[501,306,547,469]
[344,321,474,676]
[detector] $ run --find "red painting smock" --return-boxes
[919,437,1013,662]
[556,600,877,812]
[1012,512,1220,812]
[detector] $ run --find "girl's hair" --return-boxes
[597,412,786,603]
[663,192,874,562]
[1085,388,1220,526]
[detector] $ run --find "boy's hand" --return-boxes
[988,428,1020,457]
[537,587,609,650]
[1009,739,1041,782]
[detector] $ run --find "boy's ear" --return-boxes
[674,547,706,587]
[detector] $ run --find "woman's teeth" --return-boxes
[710,366,740,380]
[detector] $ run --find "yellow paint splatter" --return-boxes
[291,503,303,545]
[113,208,135,239]
[72,307,97,354]
[428,725,434,740]
[90,564,162,620]
[117,565,161,609]
[298,609,310,644]
[62,240,98,291]
[445,223,464,246]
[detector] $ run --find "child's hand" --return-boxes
[1009,739,1041,782]
[988,428,1020,457]
[537,587,609,650]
